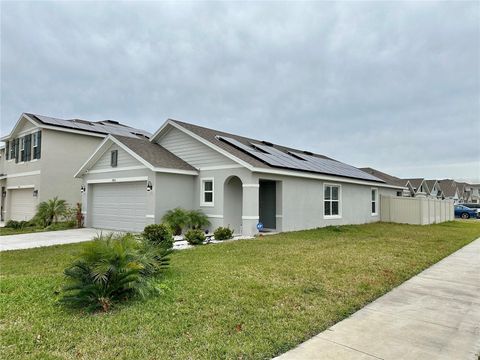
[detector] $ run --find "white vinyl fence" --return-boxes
[380,195,454,225]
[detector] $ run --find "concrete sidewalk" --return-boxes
[0,228,106,251]
[275,238,480,360]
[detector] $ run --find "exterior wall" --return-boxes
[156,127,236,168]
[40,129,102,207]
[250,173,396,232]
[89,143,140,171]
[193,167,255,234]
[1,127,102,221]
[380,195,454,225]
[154,172,195,224]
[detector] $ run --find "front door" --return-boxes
[259,180,276,230]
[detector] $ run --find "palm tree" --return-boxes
[36,197,68,227]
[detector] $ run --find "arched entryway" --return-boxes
[223,176,243,235]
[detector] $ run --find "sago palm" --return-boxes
[35,196,68,226]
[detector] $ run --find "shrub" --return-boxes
[61,233,170,312]
[186,210,211,230]
[214,227,234,240]
[143,224,174,249]
[184,229,205,245]
[5,220,30,229]
[162,208,189,235]
[35,197,68,227]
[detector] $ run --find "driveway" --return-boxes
[275,238,480,360]
[0,228,108,251]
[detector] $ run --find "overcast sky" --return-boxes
[1,1,479,182]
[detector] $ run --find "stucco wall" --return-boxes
[154,172,195,224]
[40,129,102,206]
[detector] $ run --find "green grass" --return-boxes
[0,222,75,236]
[1,221,479,359]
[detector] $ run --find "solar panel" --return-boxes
[218,136,382,182]
[32,114,151,139]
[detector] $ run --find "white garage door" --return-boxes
[90,181,147,232]
[10,188,36,221]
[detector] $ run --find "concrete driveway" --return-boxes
[275,238,480,360]
[0,228,110,251]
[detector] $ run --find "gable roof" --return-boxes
[113,136,196,172]
[403,178,426,192]
[2,113,151,141]
[154,119,385,183]
[75,135,197,178]
[358,167,408,187]
[437,179,459,198]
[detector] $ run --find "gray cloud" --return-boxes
[1,1,479,181]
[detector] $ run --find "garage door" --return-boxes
[10,188,36,221]
[90,181,147,232]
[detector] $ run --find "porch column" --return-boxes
[242,182,259,236]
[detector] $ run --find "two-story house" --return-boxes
[0,113,150,222]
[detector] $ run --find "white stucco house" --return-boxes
[75,119,403,235]
[0,113,150,222]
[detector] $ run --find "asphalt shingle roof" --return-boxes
[358,167,407,187]
[113,135,196,171]
[169,119,384,183]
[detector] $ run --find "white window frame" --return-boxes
[200,178,214,207]
[323,183,342,219]
[371,188,378,216]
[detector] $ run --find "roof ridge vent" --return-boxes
[303,151,314,155]
[261,140,274,146]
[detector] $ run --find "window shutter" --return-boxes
[111,150,118,167]
[5,141,9,160]
[25,134,32,161]
[15,139,19,163]
[35,131,42,159]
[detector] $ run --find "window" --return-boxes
[396,191,402,197]
[201,178,214,206]
[5,141,9,160]
[371,188,378,215]
[324,184,341,218]
[110,150,118,167]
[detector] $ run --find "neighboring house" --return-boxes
[402,178,429,197]
[470,184,480,203]
[358,167,410,197]
[425,180,444,199]
[437,179,460,203]
[0,113,150,222]
[76,119,403,235]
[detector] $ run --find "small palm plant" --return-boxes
[35,196,68,227]
[187,210,211,230]
[61,233,170,312]
[162,208,189,235]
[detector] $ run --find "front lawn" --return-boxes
[1,221,479,359]
[0,222,75,236]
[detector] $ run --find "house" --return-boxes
[437,179,460,203]
[425,180,444,199]
[0,113,150,222]
[75,119,404,235]
[470,184,480,203]
[358,167,411,197]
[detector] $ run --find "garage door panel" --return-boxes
[10,188,36,221]
[90,182,147,232]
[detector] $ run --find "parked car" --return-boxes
[459,203,480,218]
[454,205,478,219]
